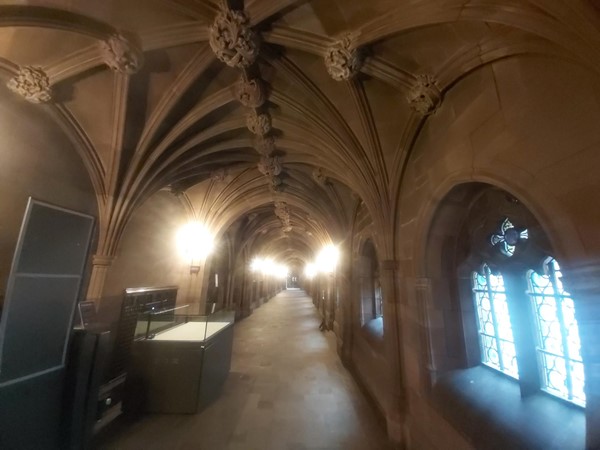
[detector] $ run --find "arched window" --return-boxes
[469,217,585,406]
[472,264,518,378]
[528,258,585,406]
[424,184,586,448]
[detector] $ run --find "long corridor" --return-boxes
[95,290,394,450]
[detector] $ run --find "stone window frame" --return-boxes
[422,183,585,449]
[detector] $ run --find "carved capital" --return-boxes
[324,33,363,81]
[92,254,115,267]
[246,110,271,136]
[7,66,51,103]
[254,134,275,155]
[407,74,442,115]
[100,32,144,74]
[235,76,266,107]
[258,155,282,177]
[209,7,259,68]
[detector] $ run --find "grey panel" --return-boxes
[17,202,93,275]
[0,276,81,382]
[0,198,95,386]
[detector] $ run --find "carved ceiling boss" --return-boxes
[209,7,260,69]
[7,66,52,103]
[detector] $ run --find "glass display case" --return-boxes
[126,306,235,414]
[134,306,234,342]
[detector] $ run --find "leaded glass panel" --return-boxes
[472,265,519,378]
[529,258,585,406]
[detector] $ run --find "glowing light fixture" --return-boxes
[304,263,317,279]
[250,257,289,278]
[176,221,214,273]
[316,244,339,274]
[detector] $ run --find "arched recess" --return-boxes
[358,239,383,334]
[419,182,585,450]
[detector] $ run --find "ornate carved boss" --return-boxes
[269,175,283,192]
[246,110,271,136]
[209,8,259,68]
[407,74,442,115]
[312,167,328,186]
[258,155,282,177]
[235,76,266,107]
[324,33,363,81]
[7,66,51,103]
[100,32,144,74]
[254,134,275,155]
[274,201,291,225]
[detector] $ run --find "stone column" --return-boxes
[562,261,600,450]
[336,255,353,364]
[86,254,114,303]
[326,273,336,329]
[380,259,406,444]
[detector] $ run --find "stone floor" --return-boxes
[95,289,395,450]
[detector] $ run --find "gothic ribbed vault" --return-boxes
[2,0,598,270]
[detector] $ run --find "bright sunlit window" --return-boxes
[472,264,519,379]
[471,241,586,407]
[528,258,585,406]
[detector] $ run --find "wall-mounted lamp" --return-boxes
[176,221,215,274]
[316,244,339,274]
[304,263,317,279]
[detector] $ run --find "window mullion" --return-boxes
[485,267,506,371]
[503,269,540,396]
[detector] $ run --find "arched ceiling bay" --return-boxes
[0,0,599,261]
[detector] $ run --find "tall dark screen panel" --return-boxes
[0,198,94,385]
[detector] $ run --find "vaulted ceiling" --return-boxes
[2,0,599,268]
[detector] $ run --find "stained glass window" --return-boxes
[490,218,529,257]
[472,264,519,378]
[528,258,586,406]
